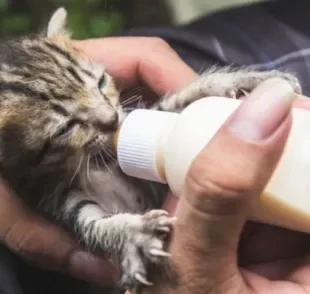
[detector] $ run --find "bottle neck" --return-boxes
[114,109,179,183]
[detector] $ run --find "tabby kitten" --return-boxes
[0,7,301,293]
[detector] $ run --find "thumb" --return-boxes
[169,78,296,291]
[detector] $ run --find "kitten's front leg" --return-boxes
[154,66,302,112]
[62,193,174,291]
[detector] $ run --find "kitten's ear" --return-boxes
[46,7,70,38]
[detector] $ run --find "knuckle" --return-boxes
[147,37,171,50]
[5,223,42,256]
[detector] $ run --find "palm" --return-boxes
[239,222,310,292]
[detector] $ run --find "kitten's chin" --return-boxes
[89,148,116,167]
[85,135,116,166]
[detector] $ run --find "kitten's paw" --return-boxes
[142,209,174,236]
[120,210,175,291]
[230,70,302,99]
[120,248,153,289]
[226,89,249,99]
[276,72,302,94]
[264,71,302,94]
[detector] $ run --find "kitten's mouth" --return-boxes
[86,135,116,165]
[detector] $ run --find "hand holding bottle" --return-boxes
[126,79,310,294]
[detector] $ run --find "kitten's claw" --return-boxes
[223,71,302,100]
[142,210,174,234]
[239,89,250,98]
[135,273,153,286]
[142,209,169,220]
[119,209,174,290]
[160,216,177,224]
[150,248,171,257]
[155,217,177,233]
[227,89,238,99]
[156,226,170,233]
[227,89,249,99]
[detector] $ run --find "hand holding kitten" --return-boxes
[0,36,196,287]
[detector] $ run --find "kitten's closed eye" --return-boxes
[54,120,78,139]
[51,103,70,117]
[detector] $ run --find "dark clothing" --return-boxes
[0,245,88,294]
[1,0,310,293]
[124,0,310,95]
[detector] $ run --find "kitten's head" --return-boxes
[0,8,123,185]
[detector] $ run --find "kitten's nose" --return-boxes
[95,111,119,132]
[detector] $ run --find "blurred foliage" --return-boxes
[0,0,130,38]
[0,0,172,39]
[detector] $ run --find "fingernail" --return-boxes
[68,251,118,286]
[229,78,296,141]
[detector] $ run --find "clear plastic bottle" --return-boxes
[114,96,310,233]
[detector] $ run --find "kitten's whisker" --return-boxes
[95,154,100,171]
[98,150,112,174]
[70,154,84,186]
[105,152,114,162]
[98,140,115,161]
[121,86,147,98]
[121,95,142,107]
[105,147,116,161]
[121,98,139,108]
[137,96,146,109]
[121,95,139,106]
[98,149,105,163]
[102,146,114,161]
[86,154,92,184]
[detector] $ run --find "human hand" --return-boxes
[131,78,310,294]
[0,37,196,286]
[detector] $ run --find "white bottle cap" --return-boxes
[116,109,179,183]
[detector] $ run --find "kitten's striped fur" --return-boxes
[0,7,302,293]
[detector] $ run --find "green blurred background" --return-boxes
[0,0,172,38]
[0,0,262,39]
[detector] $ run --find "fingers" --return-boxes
[0,181,118,287]
[162,191,178,215]
[167,78,296,291]
[293,95,310,109]
[74,37,197,96]
[68,251,119,286]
